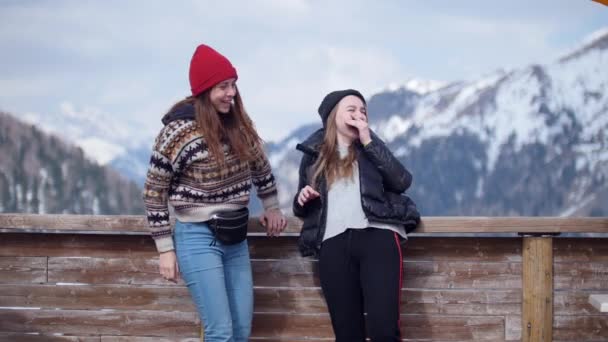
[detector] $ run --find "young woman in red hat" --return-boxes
[293,89,420,341]
[143,44,287,341]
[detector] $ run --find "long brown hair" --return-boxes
[311,106,357,189]
[167,87,263,170]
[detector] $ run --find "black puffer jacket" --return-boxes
[293,128,421,257]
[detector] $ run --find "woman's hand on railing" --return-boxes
[159,250,180,283]
[260,208,287,237]
[297,185,320,207]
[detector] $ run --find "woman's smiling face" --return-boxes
[334,95,367,141]
[209,78,237,114]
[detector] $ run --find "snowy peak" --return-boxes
[404,78,448,94]
[22,102,154,165]
[0,111,144,215]
[558,27,608,63]
[266,27,608,217]
[384,78,447,95]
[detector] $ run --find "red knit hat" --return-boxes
[189,44,238,97]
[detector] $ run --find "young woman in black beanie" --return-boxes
[293,89,419,341]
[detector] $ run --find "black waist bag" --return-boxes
[208,207,249,245]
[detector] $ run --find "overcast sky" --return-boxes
[0,0,606,141]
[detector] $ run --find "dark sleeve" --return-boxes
[292,153,314,218]
[362,138,412,193]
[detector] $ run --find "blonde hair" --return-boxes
[311,106,357,189]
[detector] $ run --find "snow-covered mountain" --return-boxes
[0,112,144,215]
[269,28,608,217]
[383,78,447,96]
[14,28,606,217]
[20,101,156,185]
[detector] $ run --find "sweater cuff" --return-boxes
[154,236,175,253]
[261,192,280,210]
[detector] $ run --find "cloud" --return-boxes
[0,77,57,98]
[237,43,407,139]
[97,79,153,106]
[325,46,407,91]
[0,0,604,142]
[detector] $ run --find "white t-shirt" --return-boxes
[323,144,407,242]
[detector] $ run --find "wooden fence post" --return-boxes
[522,236,553,342]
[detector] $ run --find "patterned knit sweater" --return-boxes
[142,104,279,252]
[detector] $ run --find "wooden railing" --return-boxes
[0,214,607,342]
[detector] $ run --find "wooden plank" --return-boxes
[0,285,324,314]
[554,291,608,315]
[554,238,608,262]
[0,333,100,342]
[0,214,301,235]
[101,336,510,341]
[0,307,508,340]
[1,234,602,264]
[100,337,508,342]
[256,287,518,316]
[0,233,157,258]
[0,233,524,263]
[251,313,332,339]
[403,237,522,262]
[0,284,522,317]
[554,262,608,290]
[553,315,608,341]
[250,238,519,263]
[46,256,521,289]
[401,289,520,315]
[258,288,521,316]
[249,339,333,342]
[0,284,194,311]
[401,315,505,340]
[522,237,553,342]
[47,257,320,287]
[254,288,326,314]
[249,236,302,260]
[0,256,46,284]
[403,261,522,289]
[252,313,505,340]
[0,233,301,260]
[501,298,608,340]
[251,340,504,342]
[100,337,199,342]
[0,214,149,234]
[505,315,521,341]
[398,341,508,342]
[416,217,608,233]
[252,260,321,288]
[0,309,199,337]
[47,257,181,286]
[1,213,607,234]
[49,257,320,287]
[589,294,608,313]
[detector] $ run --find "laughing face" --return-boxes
[334,95,367,141]
[209,78,237,114]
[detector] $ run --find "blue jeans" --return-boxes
[174,220,253,342]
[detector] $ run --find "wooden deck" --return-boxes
[0,214,607,341]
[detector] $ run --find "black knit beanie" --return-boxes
[317,89,366,126]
